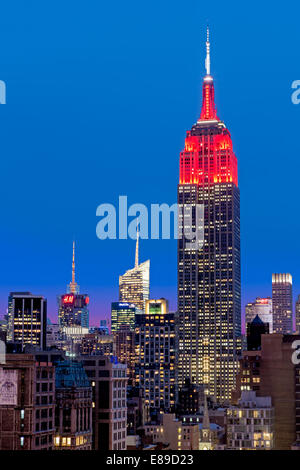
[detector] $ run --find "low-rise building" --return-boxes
[144,413,199,450]
[54,361,92,450]
[227,391,274,450]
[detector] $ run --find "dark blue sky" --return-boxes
[0,1,299,325]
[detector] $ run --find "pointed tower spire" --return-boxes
[199,26,218,121]
[202,394,210,430]
[135,220,139,268]
[205,26,210,76]
[68,241,79,294]
[72,241,75,286]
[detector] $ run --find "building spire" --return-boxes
[72,241,75,286]
[202,394,210,430]
[199,26,218,121]
[205,26,210,76]
[68,241,79,294]
[135,220,139,268]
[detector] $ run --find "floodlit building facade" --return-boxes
[177,28,241,403]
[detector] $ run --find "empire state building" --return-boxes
[177,29,241,403]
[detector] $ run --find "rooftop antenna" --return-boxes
[205,25,211,76]
[135,219,139,268]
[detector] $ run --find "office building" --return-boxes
[272,273,293,334]
[81,355,127,450]
[114,326,135,386]
[135,299,176,417]
[177,28,241,402]
[7,292,47,350]
[119,229,150,311]
[245,297,273,333]
[232,334,300,449]
[111,302,137,333]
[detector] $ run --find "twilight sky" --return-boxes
[0,0,300,326]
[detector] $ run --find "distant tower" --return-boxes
[199,395,213,450]
[58,242,89,329]
[245,297,273,333]
[177,27,241,402]
[272,273,293,334]
[119,226,150,311]
[68,241,79,294]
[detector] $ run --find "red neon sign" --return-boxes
[63,295,74,304]
[85,296,89,305]
[257,298,269,304]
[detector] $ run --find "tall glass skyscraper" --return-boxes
[119,228,150,311]
[177,29,241,403]
[272,273,293,334]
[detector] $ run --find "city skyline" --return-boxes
[1,2,300,453]
[0,3,300,326]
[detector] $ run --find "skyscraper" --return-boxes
[58,242,89,329]
[111,302,137,333]
[272,273,293,334]
[245,297,273,333]
[119,227,150,311]
[177,28,241,403]
[111,302,137,385]
[135,299,176,417]
[7,292,47,350]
